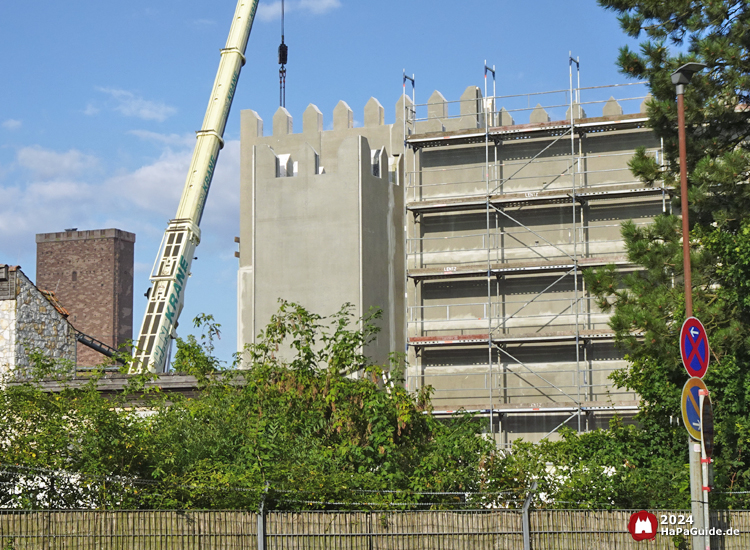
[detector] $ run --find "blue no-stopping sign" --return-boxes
[680,317,710,378]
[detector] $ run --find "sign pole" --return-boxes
[699,393,709,550]
[673,62,708,550]
[700,390,712,550]
[683,376,710,550]
[682,73,702,550]
[689,440,705,550]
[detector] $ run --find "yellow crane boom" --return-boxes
[133,0,260,372]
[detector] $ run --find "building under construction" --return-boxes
[239,74,667,444]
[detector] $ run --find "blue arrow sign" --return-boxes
[682,377,707,441]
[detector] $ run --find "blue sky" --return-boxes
[0,0,645,365]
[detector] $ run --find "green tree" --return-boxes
[171,313,224,377]
[590,0,750,506]
[0,302,500,510]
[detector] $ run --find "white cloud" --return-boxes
[0,147,104,263]
[298,0,342,14]
[0,179,105,249]
[83,103,100,116]
[97,87,177,122]
[0,140,239,289]
[16,146,99,180]
[257,0,341,22]
[104,139,240,242]
[106,149,189,217]
[128,129,195,148]
[0,140,242,363]
[2,119,22,130]
[193,18,216,26]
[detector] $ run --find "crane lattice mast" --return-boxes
[133,0,260,373]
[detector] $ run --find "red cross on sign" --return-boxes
[680,317,710,378]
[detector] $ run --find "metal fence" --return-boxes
[2,509,750,549]
[0,510,258,549]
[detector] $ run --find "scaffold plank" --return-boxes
[408,329,615,347]
[406,183,670,214]
[408,256,631,280]
[429,400,640,415]
[406,113,650,149]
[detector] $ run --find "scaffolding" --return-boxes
[401,64,668,444]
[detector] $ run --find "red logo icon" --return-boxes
[628,511,658,541]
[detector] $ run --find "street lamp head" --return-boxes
[671,62,707,90]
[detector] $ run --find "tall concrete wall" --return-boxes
[36,229,135,366]
[238,102,405,368]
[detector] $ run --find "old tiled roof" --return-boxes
[38,289,70,318]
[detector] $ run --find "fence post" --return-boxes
[257,483,268,550]
[522,481,538,550]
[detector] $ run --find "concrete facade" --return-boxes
[238,101,405,368]
[403,86,664,444]
[0,265,76,376]
[36,229,135,366]
[238,82,665,444]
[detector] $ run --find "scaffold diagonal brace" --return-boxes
[488,203,576,262]
[492,343,580,404]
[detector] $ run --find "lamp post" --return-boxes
[671,61,707,550]
[671,62,706,317]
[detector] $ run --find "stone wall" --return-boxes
[0,266,76,376]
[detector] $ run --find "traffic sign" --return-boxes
[701,394,714,459]
[682,377,708,440]
[680,317,710,378]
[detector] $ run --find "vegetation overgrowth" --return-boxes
[0,303,688,510]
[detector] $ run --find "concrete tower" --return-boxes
[238,101,406,368]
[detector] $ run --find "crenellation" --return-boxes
[415,90,446,134]
[529,103,551,124]
[394,94,415,145]
[333,100,354,130]
[395,93,414,123]
[427,90,448,120]
[243,109,263,138]
[246,83,653,151]
[498,107,515,126]
[566,103,587,120]
[602,96,624,117]
[364,97,384,127]
[303,104,323,134]
[455,85,484,130]
[640,93,652,113]
[273,106,293,136]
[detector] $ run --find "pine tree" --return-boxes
[592,0,750,506]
